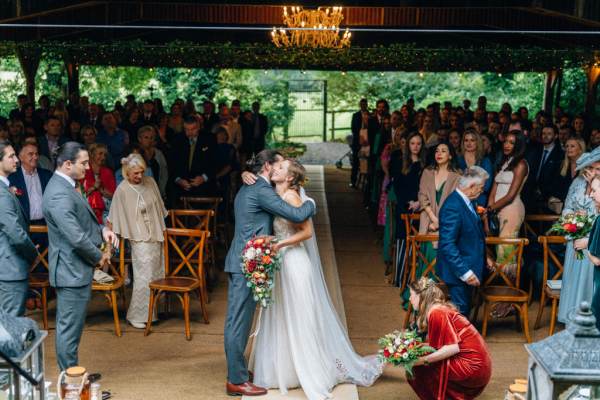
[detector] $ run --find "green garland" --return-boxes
[0,40,596,72]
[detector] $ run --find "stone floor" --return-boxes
[29,166,552,399]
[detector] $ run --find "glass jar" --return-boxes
[59,366,90,400]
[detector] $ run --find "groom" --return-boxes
[224,149,316,396]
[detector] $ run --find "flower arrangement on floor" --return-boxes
[547,211,595,259]
[241,237,282,307]
[377,330,435,377]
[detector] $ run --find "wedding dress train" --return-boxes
[252,215,383,400]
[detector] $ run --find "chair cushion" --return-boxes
[482,286,529,301]
[150,277,199,291]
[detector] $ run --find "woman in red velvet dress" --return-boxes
[407,277,492,400]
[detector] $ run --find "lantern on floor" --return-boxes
[525,302,600,399]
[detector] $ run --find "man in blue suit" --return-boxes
[438,166,490,315]
[9,142,53,225]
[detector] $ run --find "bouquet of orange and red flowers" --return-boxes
[548,211,595,259]
[241,237,282,307]
[378,330,435,378]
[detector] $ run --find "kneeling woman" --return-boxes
[407,278,492,400]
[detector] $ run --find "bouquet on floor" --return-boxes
[547,211,595,259]
[377,330,435,378]
[241,237,282,307]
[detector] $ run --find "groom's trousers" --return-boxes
[224,272,257,384]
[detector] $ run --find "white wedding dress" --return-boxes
[252,207,383,400]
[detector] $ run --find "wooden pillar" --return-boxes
[584,64,600,117]
[554,70,563,110]
[15,47,41,103]
[65,60,80,100]
[543,70,560,114]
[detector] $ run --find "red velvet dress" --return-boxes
[408,306,492,400]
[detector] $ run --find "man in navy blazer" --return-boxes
[9,142,53,225]
[438,166,490,315]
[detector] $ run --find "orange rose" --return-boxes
[254,238,264,245]
[476,206,486,215]
[262,255,272,264]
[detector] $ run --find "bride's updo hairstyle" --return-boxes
[409,277,455,332]
[286,158,307,192]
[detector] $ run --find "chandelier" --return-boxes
[271,6,351,49]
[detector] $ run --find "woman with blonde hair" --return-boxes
[458,130,494,206]
[554,137,586,204]
[108,153,167,329]
[407,277,492,400]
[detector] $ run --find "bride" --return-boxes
[249,158,383,399]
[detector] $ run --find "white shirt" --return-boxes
[55,170,76,188]
[455,188,476,282]
[0,175,9,187]
[22,167,43,220]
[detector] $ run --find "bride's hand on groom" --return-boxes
[241,171,258,185]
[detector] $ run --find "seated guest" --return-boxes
[80,124,98,147]
[8,142,53,226]
[437,166,489,315]
[83,143,116,223]
[121,108,143,143]
[38,116,67,165]
[0,140,38,316]
[137,126,169,200]
[97,112,129,168]
[524,124,564,212]
[457,130,493,207]
[108,153,167,329]
[66,120,82,142]
[172,117,217,199]
[407,277,492,400]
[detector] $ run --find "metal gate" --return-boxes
[287,79,327,141]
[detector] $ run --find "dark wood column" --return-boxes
[16,47,41,103]
[65,60,80,100]
[585,65,600,117]
[543,69,561,114]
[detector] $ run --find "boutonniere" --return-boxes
[9,186,23,196]
[476,206,487,215]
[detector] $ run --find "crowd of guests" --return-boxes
[0,93,269,324]
[351,95,600,324]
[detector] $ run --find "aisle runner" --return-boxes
[243,165,359,400]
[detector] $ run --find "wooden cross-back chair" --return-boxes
[145,228,210,340]
[534,235,567,336]
[92,238,127,337]
[402,234,439,329]
[182,196,227,245]
[475,237,531,343]
[522,215,560,239]
[397,213,421,290]
[28,225,50,330]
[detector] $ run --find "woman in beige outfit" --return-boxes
[108,153,168,329]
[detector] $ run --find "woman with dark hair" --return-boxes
[407,277,492,400]
[487,130,529,317]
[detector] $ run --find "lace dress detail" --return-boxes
[252,214,383,400]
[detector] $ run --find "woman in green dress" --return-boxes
[577,174,600,329]
[402,142,460,306]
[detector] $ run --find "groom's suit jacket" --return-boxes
[224,177,315,274]
[437,190,486,286]
[42,173,104,288]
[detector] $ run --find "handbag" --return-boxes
[488,210,500,236]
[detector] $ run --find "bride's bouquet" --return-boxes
[241,237,282,307]
[547,211,595,259]
[377,330,435,378]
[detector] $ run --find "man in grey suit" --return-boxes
[42,142,118,371]
[224,150,315,396]
[0,140,38,316]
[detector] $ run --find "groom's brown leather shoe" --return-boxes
[226,381,267,396]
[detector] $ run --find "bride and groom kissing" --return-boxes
[224,150,383,398]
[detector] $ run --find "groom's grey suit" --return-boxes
[42,173,103,371]
[224,176,315,384]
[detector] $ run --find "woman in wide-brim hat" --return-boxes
[558,146,600,324]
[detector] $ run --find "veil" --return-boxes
[300,187,348,329]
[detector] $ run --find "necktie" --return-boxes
[188,138,196,170]
[537,149,549,181]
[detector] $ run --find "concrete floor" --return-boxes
[30,166,553,399]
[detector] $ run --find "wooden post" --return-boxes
[584,64,600,117]
[16,47,41,103]
[543,70,560,114]
[65,60,80,100]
